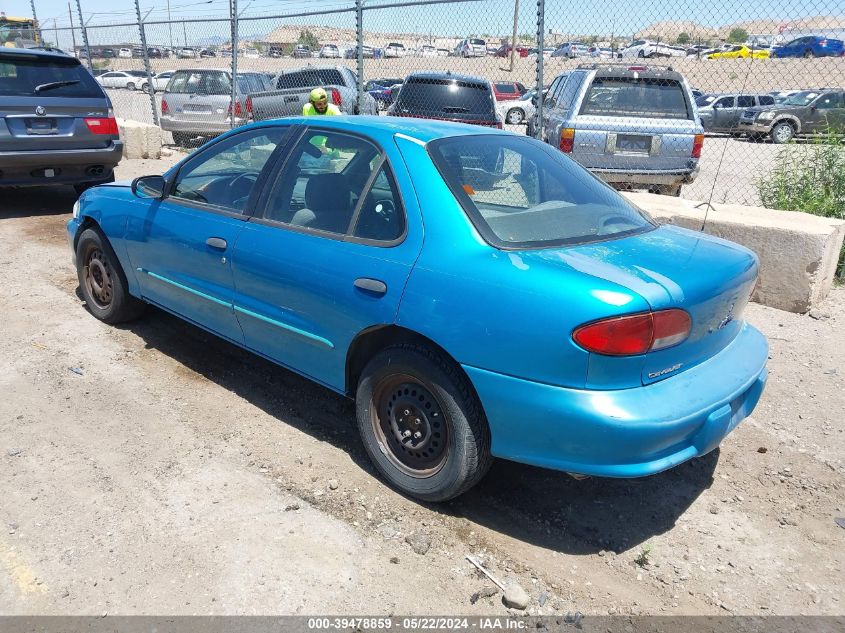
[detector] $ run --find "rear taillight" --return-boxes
[692,133,704,158]
[559,127,575,153]
[245,95,253,118]
[161,98,169,115]
[330,88,342,106]
[84,116,119,135]
[494,120,503,129]
[573,309,691,356]
[227,100,244,118]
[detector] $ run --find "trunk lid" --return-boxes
[521,224,758,387]
[571,115,700,171]
[1,96,112,151]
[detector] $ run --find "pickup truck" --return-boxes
[249,65,377,120]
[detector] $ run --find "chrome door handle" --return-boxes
[354,278,387,295]
[205,237,228,250]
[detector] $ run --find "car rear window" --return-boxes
[276,69,344,89]
[580,77,691,119]
[0,54,104,98]
[495,83,516,93]
[167,70,230,95]
[428,135,654,249]
[471,39,485,45]
[394,77,495,122]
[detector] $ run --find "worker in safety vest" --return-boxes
[302,87,342,116]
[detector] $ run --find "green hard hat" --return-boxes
[309,87,328,102]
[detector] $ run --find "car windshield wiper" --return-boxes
[34,80,80,93]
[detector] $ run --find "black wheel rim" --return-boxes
[371,374,449,478]
[83,246,113,309]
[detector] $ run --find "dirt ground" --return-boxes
[0,156,843,616]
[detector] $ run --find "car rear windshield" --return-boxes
[394,77,495,121]
[428,135,654,249]
[167,70,230,95]
[495,83,517,93]
[0,54,104,98]
[471,39,485,45]
[276,69,344,89]
[581,77,690,119]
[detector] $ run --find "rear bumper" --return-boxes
[465,322,768,478]
[0,141,123,186]
[159,116,243,134]
[592,163,700,187]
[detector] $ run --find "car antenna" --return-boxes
[698,52,758,232]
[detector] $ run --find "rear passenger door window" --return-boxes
[737,96,755,108]
[263,129,405,243]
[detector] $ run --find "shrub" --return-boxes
[757,128,845,276]
[728,28,749,43]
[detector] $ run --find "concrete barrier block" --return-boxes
[623,192,845,314]
[117,118,162,160]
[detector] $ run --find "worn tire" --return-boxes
[76,228,145,324]
[355,344,492,502]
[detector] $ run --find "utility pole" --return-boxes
[182,20,187,48]
[534,0,544,139]
[509,0,519,72]
[68,3,77,57]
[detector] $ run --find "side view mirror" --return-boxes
[132,175,166,199]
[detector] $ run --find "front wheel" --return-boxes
[355,344,492,502]
[771,121,795,144]
[505,108,524,125]
[76,228,145,324]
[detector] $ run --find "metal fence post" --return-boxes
[230,0,239,128]
[135,0,159,126]
[356,0,364,114]
[534,0,544,139]
[75,0,93,72]
[29,0,41,45]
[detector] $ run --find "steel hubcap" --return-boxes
[775,126,791,142]
[85,248,113,308]
[372,377,449,478]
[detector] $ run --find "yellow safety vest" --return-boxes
[302,102,342,116]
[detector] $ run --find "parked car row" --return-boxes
[694,88,845,142]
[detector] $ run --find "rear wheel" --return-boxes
[355,344,492,502]
[171,131,192,146]
[803,49,814,58]
[771,121,795,144]
[76,228,145,324]
[648,184,682,196]
[126,81,135,90]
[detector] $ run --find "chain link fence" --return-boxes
[26,0,845,210]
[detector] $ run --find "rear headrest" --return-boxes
[304,172,351,211]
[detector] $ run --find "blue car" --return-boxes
[771,35,844,58]
[68,116,768,501]
[365,78,403,109]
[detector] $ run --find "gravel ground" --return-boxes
[0,157,843,616]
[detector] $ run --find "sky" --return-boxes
[5,0,840,49]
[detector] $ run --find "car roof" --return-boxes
[247,115,510,145]
[0,47,79,62]
[404,71,491,85]
[577,64,686,81]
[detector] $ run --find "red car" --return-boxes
[495,45,529,58]
[493,81,527,101]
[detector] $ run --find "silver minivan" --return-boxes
[696,93,776,134]
[534,64,703,196]
[159,69,271,146]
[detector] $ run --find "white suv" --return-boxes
[456,38,487,57]
[384,43,407,58]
